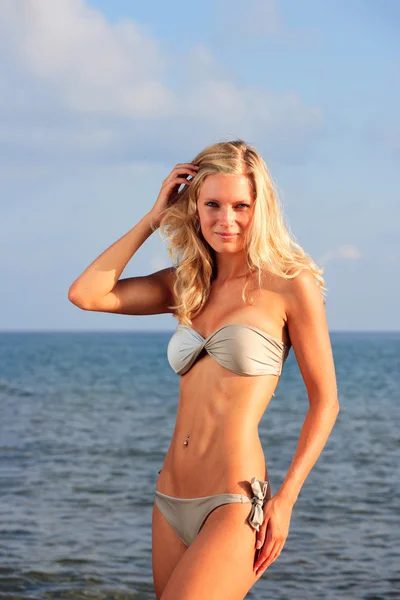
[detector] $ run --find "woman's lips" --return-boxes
[217,233,239,239]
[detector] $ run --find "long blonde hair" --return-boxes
[158,139,326,325]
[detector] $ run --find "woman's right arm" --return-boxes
[68,162,198,315]
[68,213,175,315]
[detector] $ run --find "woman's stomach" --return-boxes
[157,365,278,497]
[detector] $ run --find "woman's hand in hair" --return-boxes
[149,163,199,229]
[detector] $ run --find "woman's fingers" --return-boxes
[255,541,281,575]
[254,535,275,572]
[253,493,292,575]
[162,165,198,200]
[254,520,287,573]
[254,520,274,569]
[254,514,269,550]
[149,162,199,227]
[163,164,199,191]
[168,163,199,180]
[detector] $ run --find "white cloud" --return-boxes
[320,245,362,264]
[181,45,323,133]
[0,0,173,117]
[0,0,324,171]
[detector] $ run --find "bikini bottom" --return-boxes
[154,470,268,547]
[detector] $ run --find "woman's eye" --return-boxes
[205,202,250,208]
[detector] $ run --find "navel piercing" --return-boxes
[183,433,190,446]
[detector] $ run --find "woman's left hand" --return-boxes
[253,493,293,575]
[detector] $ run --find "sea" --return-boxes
[0,331,399,600]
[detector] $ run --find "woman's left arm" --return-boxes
[254,269,340,575]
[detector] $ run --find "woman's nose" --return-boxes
[219,209,235,226]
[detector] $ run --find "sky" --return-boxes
[0,0,399,331]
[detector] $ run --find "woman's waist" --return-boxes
[169,428,263,459]
[158,433,266,497]
[171,413,261,455]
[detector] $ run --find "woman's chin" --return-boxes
[210,242,243,254]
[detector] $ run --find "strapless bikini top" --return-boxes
[167,323,291,377]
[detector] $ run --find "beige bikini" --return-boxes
[154,322,291,547]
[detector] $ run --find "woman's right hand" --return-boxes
[148,162,199,229]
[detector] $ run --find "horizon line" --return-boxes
[1,329,399,334]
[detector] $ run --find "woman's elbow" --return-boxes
[68,285,90,310]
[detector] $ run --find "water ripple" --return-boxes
[0,331,399,599]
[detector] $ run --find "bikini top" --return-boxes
[167,323,291,377]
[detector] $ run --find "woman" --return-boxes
[68,139,339,600]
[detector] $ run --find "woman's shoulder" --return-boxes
[286,267,320,293]
[282,267,324,317]
[259,266,321,316]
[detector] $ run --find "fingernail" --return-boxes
[256,540,262,549]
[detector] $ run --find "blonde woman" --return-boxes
[68,140,339,599]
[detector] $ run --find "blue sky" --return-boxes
[0,0,399,331]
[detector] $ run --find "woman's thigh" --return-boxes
[152,500,188,600]
[159,501,263,600]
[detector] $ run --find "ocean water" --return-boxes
[0,331,399,600]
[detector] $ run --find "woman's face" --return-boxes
[196,173,254,252]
